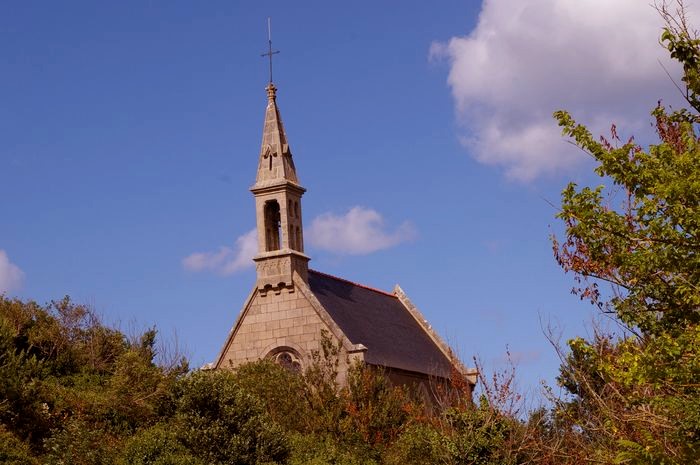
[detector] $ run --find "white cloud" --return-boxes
[184,208,415,271]
[307,206,416,255]
[432,0,697,181]
[182,229,257,275]
[0,250,25,293]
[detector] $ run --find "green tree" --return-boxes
[168,369,289,465]
[119,424,205,465]
[550,3,700,462]
[0,296,189,463]
[232,359,309,432]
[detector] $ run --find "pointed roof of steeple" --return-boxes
[254,83,300,187]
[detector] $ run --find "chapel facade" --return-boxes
[214,81,476,394]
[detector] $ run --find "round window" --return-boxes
[271,349,302,373]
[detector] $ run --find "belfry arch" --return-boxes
[264,200,281,251]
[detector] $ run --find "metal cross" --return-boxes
[261,17,280,83]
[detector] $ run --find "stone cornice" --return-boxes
[250,180,306,196]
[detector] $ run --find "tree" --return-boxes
[550,2,700,462]
[168,369,289,465]
[0,296,189,463]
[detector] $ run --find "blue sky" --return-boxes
[1,1,689,401]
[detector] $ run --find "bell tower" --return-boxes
[251,82,309,295]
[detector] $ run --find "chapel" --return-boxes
[214,80,476,394]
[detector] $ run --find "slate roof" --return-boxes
[307,269,454,378]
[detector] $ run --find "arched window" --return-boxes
[264,200,281,251]
[267,347,302,373]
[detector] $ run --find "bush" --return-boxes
[170,369,289,465]
[233,360,309,432]
[0,426,38,465]
[119,424,204,465]
[43,419,118,465]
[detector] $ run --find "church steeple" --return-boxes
[251,83,309,295]
[254,83,299,186]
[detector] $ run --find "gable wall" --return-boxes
[219,288,332,369]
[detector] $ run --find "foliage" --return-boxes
[168,369,289,465]
[299,331,346,435]
[119,424,204,465]
[552,106,700,334]
[43,418,118,465]
[0,426,38,465]
[340,363,412,447]
[549,2,700,462]
[551,328,700,463]
[233,359,309,432]
[0,314,48,445]
[0,296,188,462]
[386,396,525,465]
[3,6,699,465]
[232,336,418,464]
[287,433,380,465]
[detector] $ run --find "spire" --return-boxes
[255,83,299,186]
[251,82,309,293]
[250,23,309,293]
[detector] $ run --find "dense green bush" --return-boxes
[232,359,309,432]
[120,424,204,465]
[169,369,289,465]
[0,426,38,465]
[43,419,118,465]
[386,396,525,465]
[120,424,203,465]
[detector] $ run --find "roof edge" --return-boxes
[393,284,477,385]
[309,269,396,298]
[214,285,259,369]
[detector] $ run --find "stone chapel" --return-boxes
[214,80,476,394]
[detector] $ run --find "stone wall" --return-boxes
[218,288,331,370]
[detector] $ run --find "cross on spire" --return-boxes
[261,17,280,84]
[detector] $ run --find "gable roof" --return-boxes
[307,270,454,378]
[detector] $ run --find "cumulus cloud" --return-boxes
[307,206,416,255]
[0,250,25,293]
[431,0,697,181]
[182,229,257,275]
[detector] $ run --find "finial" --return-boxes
[266,82,277,101]
[260,17,280,84]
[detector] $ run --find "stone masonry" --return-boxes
[214,80,475,396]
[217,286,327,368]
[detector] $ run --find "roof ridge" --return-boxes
[308,269,397,298]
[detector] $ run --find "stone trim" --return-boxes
[393,285,477,385]
[260,340,306,369]
[250,181,306,195]
[213,285,258,369]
